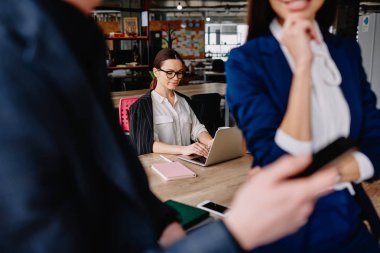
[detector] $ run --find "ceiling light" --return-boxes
[177,2,183,10]
[206,17,211,22]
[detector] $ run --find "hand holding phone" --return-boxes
[291,137,356,179]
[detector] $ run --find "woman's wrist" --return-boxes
[293,63,312,76]
[336,154,361,182]
[179,145,185,155]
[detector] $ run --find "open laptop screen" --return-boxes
[178,127,243,167]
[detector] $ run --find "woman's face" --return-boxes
[154,59,184,90]
[269,0,325,22]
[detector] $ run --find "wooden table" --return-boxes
[363,181,380,216]
[111,82,226,109]
[139,153,380,218]
[139,153,252,207]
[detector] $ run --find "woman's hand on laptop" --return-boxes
[181,142,209,157]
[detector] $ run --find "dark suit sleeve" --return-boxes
[129,99,154,155]
[354,43,380,181]
[226,47,287,166]
[127,149,181,237]
[0,31,91,253]
[164,221,241,253]
[129,102,141,151]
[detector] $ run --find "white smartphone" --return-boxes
[197,200,229,217]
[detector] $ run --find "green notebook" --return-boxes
[165,200,210,230]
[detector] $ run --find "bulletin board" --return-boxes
[150,20,205,59]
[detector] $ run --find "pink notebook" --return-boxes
[151,162,196,181]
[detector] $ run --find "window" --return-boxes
[205,24,248,61]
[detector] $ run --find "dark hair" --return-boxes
[150,48,185,89]
[246,0,338,41]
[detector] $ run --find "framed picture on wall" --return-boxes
[124,17,138,36]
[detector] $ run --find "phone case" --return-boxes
[292,137,355,178]
[165,200,210,229]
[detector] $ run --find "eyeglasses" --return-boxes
[158,68,184,79]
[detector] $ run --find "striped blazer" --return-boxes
[129,90,200,155]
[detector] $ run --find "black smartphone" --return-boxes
[291,137,356,179]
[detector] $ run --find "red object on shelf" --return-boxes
[108,32,125,38]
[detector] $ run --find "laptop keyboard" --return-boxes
[192,156,207,164]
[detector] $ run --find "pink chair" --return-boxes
[119,97,139,132]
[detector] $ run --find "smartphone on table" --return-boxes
[197,200,229,217]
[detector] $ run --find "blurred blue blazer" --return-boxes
[226,32,380,252]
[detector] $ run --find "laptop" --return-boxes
[178,127,244,167]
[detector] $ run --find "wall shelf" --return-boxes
[95,6,145,13]
[105,35,148,40]
[96,0,150,91]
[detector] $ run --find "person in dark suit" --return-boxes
[226,0,380,252]
[0,0,338,252]
[130,48,213,156]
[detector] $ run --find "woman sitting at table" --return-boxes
[129,48,213,156]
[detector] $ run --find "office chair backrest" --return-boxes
[119,97,139,132]
[211,59,225,73]
[191,93,224,137]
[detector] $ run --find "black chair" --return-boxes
[191,93,224,137]
[211,59,225,73]
[204,59,226,83]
